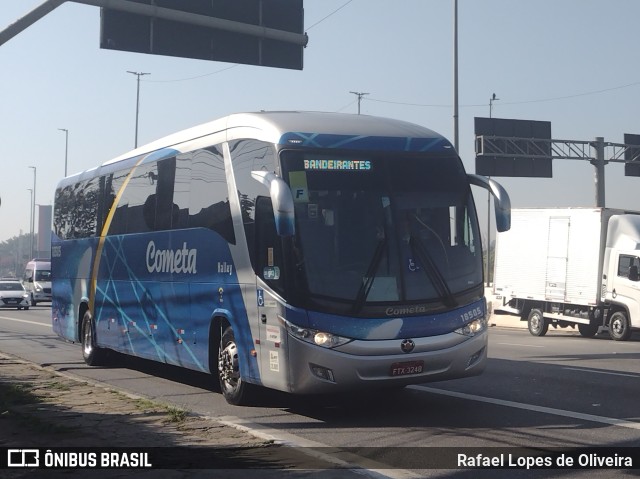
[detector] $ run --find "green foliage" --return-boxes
[0,232,35,278]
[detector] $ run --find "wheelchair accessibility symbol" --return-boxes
[257,289,265,307]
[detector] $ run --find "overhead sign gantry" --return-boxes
[475,117,640,208]
[0,0,307,70]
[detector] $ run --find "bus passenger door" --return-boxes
[254,197,289,391]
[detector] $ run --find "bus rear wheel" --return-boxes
[218,324,253,406]
[82,311,109,366]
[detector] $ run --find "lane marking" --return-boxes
[412,385,640,431]
[562,366,640,379]
[496,342,545,348]
[0,315,51,328]
[217,415,422,479]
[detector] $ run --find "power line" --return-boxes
[306,0,355,31]
[145,64,240,83]
[366,80,640,110]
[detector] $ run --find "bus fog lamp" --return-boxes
[310,364,335,382]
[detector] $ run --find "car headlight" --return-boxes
[454,317,487,337]
[284,320,352,348]
[23,294,29,300]
[35,283,43,292]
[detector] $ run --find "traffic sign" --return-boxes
[100,0,306,70]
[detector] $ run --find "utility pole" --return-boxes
[28,166,36,259]
[349,91,369,115]
[486,93,499,285]
[591,137,606,208]
[58,128,69,176]
[452,0,459,151]
[127,71,150,148]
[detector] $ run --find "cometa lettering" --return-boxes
[146,241,197,274]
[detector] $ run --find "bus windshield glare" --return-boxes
[282,151,483,315]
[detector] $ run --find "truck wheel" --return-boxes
[578,322,599,338]
[218,324,254,406]
[527,309,548,336]
[82,311,109,366]
[609,311,632,341]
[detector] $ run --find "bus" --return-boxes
[51,112,510,405]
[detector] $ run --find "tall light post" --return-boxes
[127,71,150,148]
[28,166,36,259]
[27,188,33,261]
[486,93,499,285]
[452,0,459,151]
[489,93,499,118]
[58,128,69,176]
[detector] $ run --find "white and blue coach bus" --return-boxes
[52,112,510,405]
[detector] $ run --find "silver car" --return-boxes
[0,280,31,310]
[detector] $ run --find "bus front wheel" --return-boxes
[218,324,253,406]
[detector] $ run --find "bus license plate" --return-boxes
[390,360,424,377]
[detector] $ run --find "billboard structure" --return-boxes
[474,117,552,178]
[100,0,306,70]
[475,118,640,208]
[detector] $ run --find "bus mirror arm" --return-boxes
[251,171,296,236]
[467,174,511,232]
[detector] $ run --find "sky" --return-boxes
[1,0,639,246]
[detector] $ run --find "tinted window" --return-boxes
[189,147,235,243]
[230,140,277,268]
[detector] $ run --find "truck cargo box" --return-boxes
[493,208,615,307]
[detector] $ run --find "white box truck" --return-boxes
[493,207,640,341]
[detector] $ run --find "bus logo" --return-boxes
[400,339,415,353]
[146,241,197,274]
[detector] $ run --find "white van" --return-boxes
[23,259,52,306]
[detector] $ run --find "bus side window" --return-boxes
[255,196,284,294]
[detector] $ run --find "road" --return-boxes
[1,305,640,477]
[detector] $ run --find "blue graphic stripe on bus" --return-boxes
[90,230,258,379]
[280,133,453,152]
[304,299,486,340]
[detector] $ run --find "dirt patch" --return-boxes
[0,354,342,477]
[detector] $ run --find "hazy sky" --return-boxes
[1,0,639,245]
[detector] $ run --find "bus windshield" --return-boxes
[282,151,483,315]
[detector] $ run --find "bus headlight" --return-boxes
[285,321,352,348]
[454,317,487,337]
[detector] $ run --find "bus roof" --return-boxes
[61,112,454,186]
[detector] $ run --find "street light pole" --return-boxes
[486,93,499,286]
[27,187,33,260]
[452,0,459,151]
[28,166,36,259]
[58,128,68,176]
[127,71,150,148]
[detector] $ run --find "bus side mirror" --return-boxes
[467,174,511,232]
[251,171,295,237]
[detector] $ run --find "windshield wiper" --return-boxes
[351,236,387,314]
[409,234,457,308]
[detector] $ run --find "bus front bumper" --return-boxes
[286,329,488,395]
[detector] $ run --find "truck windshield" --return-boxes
[281,151,483,316]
